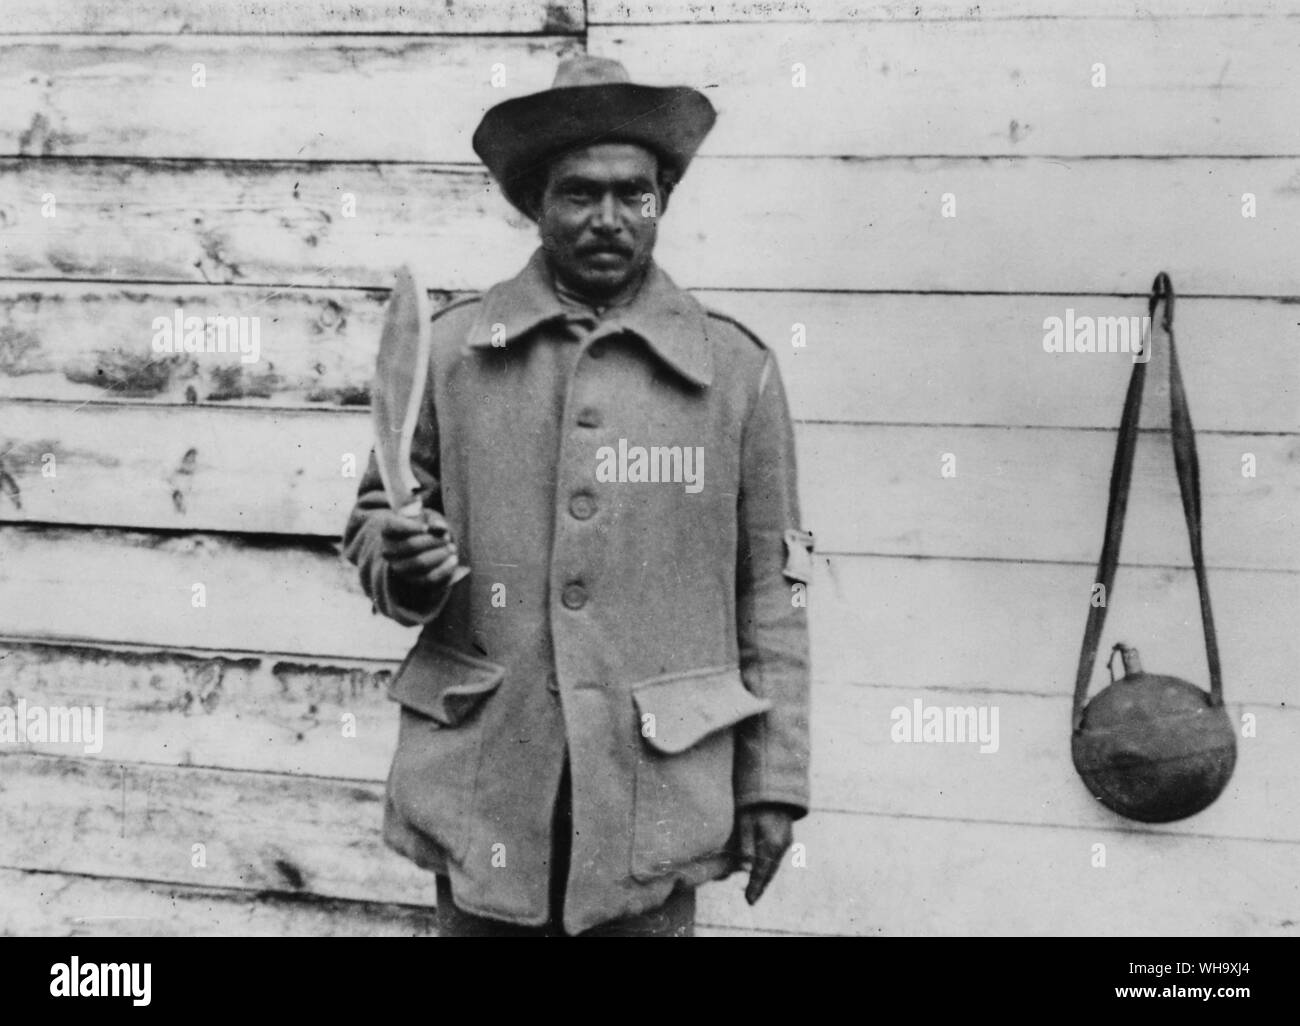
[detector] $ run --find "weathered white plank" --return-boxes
[3,404,1293,570]
[0,281,398,406]
[698,810,1300,936]
[819,684,1296,842]
[2,0,584,33]
[0,866,775,936]
[591,0,1300,23]
[799,424,1300,569]
[0,639,399,781]
[0,868,438,937]
[717,292,1300,435]
[8,22,1292,160]
[0,401,376,535]
[594,19,1300,156]
[659,158,1300,294]
[4,285,1297,435]
[0,752,440,906]
[0,36,581,162]
[1,533,1294,707]
[810,554,1297,708]
[0,525,416,661]
[4,157,1296,294]
[0,159,536,290]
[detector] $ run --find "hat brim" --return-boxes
[472,83,716,218]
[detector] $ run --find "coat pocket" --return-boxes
[629,666,773,882]
[385,639,505,862]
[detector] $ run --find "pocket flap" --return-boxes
[632,666,773,755]
[387,639,505,727]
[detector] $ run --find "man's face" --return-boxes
[536,143,662,300]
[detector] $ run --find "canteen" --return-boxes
[1069,273,1236,823]
[1072,645,1237,823]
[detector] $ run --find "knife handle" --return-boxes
[397,502,472,584]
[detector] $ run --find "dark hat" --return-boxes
[472,55,717,218]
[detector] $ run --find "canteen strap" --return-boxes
[1071,272,1223,734]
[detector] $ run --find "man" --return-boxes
[344,55,812,936]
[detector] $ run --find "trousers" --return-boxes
[435,758,696,937]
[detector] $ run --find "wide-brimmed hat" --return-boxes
[472,55,716,218]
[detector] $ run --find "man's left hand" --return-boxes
[735,804,796,906]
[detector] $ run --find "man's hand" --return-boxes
[735,804,796,906]
[378,508,462,587]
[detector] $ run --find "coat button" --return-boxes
[561,582,588,610]
[569,493,596,520]
[576,407,603,428]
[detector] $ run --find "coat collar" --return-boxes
[466,248,713,388]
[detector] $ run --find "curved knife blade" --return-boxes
[372,265,431,518]
[371,266,470,584]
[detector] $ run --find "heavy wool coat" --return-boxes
[344,249,812,934]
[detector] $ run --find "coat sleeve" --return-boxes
[733,351,813,817]
[341,343,451,628]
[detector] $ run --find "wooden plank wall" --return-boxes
[1,0,1297,936]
